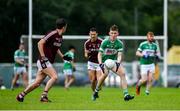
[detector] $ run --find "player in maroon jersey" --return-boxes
[84,27,102,92]
[16,18,68,102]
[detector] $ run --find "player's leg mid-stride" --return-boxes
[16,18,67,103]
[136,70,153,96]
[136,80,141,95]
[92,63,134,101]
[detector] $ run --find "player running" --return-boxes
[92,25,134,101]
[136,32,158,95]
[84,27,102,91]
[16,18,68,102]
[11,43,28,90]
[63,46,76,90]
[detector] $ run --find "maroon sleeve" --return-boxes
[43,31,57,41]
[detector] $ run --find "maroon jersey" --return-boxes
[84,38,102,63]
[39,30,63,63]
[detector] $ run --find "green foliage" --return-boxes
[0,0,28,62]
[0,0,179,62]
[168,2,180,48]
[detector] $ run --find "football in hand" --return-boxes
[104,59,115,69]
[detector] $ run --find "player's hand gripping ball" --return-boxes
[104,59,115,69]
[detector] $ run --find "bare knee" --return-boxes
[13,74,19,80]
[118,73,125,78]
[91,80,97,84]
[116,67,126,78]
[52,75,58,81]
[121,73,125,77]
[148,77,153,82]
[22,74,28,81]
[100,74,108,80]
[91,76,97,83]
[141,78,147,83]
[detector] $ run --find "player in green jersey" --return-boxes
[63,46,76,90]
[136,32,158,95]
[92,25,134,101]
[11,43,28,90]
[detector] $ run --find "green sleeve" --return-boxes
[137,43,143,52]
[14,50,19,60]
[117,40,123,52]
[71,53,74,59]
[99,40,106,53]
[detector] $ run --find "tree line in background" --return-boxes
[0,0,179,62]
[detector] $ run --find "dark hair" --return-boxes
[56,18,67,29]
[110,24,119,31]
[90,27,97,32]
[69,45,76,50]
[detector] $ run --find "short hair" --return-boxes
[147,32,154,36]
[110,24,119,31]
[56,18,67,29]
[69,45,76,50]
[90,27,97,32]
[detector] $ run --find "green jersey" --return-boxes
[14,49,26,67]
[137,41,157,65]
[99,38,123,62]
[63,51,74,69]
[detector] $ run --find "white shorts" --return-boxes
[63,69,73,76]
[14,67,27,75]
[140,63,155,75]
[37,60,53,71]
[87,61,101,71]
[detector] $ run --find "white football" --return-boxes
[104,59,115,69]
[1,86,6,90]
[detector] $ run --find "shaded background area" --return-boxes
[0,0,180,62]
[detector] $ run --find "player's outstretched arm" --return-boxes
[71,60,76,72]
[84,47,90,58]
[84,50,88,58]
[117,52,122,63]
[98,52,102,64]
[136,50,143,57]
[37,39,46,57]
[57,49,64,59]
[15,59,24,65]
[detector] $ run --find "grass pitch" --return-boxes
[0,86,180,110]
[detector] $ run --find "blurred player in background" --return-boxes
[11,43,28,90]
[136,32,158,95]
[84,27,102,92]
[92,25,134,101]
[16,18,68,102]
[63,46,76,90]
